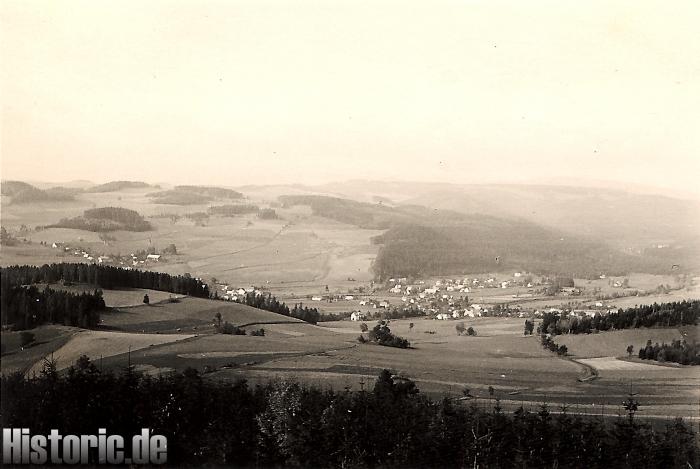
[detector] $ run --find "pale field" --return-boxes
[555,326,699,358]
[578,357,685,371]
[99,297,304,333]
[25,329,194,375]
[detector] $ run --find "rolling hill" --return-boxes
[279,194,686,279]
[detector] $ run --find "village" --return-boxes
[211,271,644,324]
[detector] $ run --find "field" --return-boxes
[555,327,698,359]
[3,293,697,421]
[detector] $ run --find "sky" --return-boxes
[1,0,699,195]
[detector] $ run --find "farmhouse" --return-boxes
[350,312,366,321]
[311,296,323,301]
[146,254,161,261]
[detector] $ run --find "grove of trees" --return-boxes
[1,264,210,330]
[49,207,151,232]
[638,339,700,365]
[236,292,321,324]
[538,300,698,336]
[1,264,210,298]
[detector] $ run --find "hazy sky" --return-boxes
[2,1,699,193]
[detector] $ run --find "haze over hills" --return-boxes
[301,180,700,247]
[2,178,698,279]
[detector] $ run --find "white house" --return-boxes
[350,312,365,321]
[344,295,354,300]
[359,300,367,306]
[146,254,161,261]
[311,296,323,301]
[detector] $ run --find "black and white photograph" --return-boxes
[1,1,699,467]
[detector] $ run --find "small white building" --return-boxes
[350,312,365,321]
[311,296,323,301]
[146,254,161,261]
[344,295,354,300]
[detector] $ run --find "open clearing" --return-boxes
[578,357,681,371]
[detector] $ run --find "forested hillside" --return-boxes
[85,181,155,192]
[278,194,677,279]
[49,207,151,232]
[1,181,76,204]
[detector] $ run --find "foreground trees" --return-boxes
[1,360,697,468]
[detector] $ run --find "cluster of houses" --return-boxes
[48,241,163,267]
[217,283,263,301]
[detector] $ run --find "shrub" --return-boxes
[218,322,246,335]
[366,321,410,348]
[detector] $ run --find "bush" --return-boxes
[250,328,265,337]
[455,322,466,335]
[466,326,477,336]
[366,321,410,348]
[218,322,246,335]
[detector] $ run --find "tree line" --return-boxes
[1,264,210,298]
[1,285,105,330]
[637,339,700,365]
[236,292,321,324]
[49,207,152,232]
[538,300,699,335]
[1,360,697,468]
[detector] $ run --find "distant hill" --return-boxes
[1,180,76,204]
[316,181,700,248]
[86,181,157,192]
[49,206,152,232]
[175,185,243,199]
[148,185,244,205]
[1,180,36,196]
[278,194,686,279]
